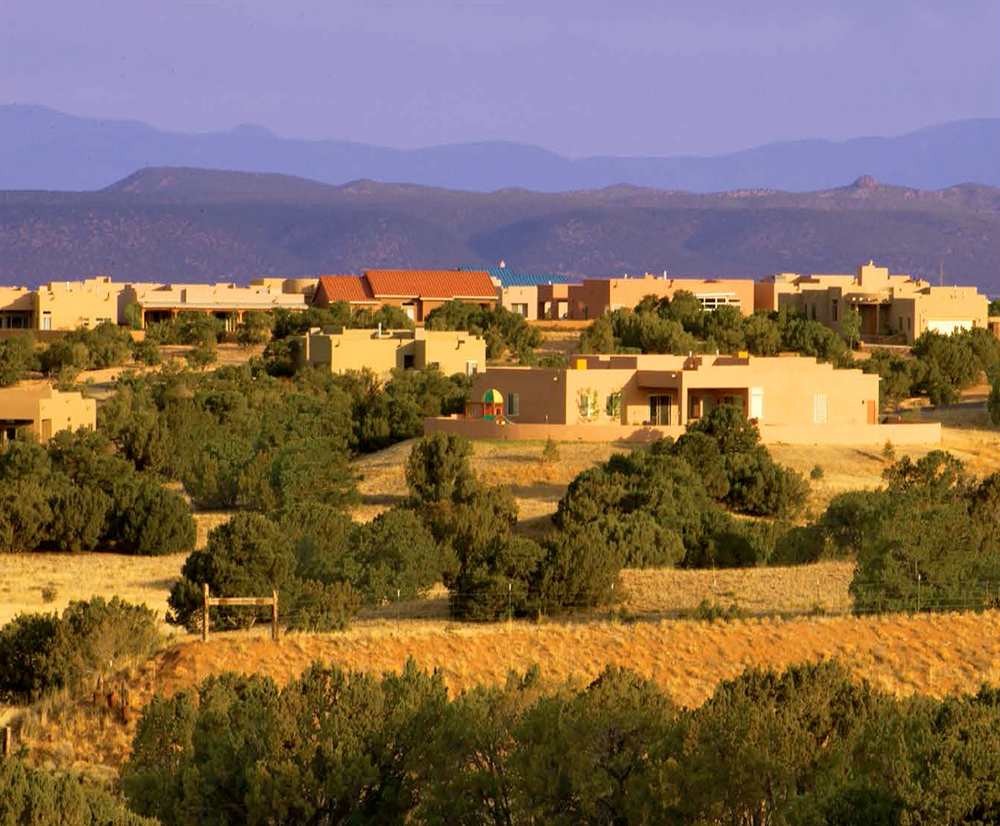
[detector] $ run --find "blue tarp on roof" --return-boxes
[463,266,575,288]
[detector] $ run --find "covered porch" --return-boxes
[634,370,757,426]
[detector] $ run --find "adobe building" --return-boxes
[122,281,308,330]
[755,262,990,344]
[1,277,161,331]
[292,326,487,378]
[312,270,498,323]
[473,264,576,320]
[426,353,940,446]
[0,287,35,330]
[566,274,756,320]
[0,383,97,443]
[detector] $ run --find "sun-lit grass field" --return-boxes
[11,608,1000,773]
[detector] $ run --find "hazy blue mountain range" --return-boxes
[2,167,998,293]
[2,104,999,193]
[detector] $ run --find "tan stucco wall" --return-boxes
[34,277,135,330]
[567,276,756,319]
[0,287,35,329]
[757,264,989,344]
[125,282,307,324]
[468,353,880,435]
[423,417,940,446]
[0,384,97,441]
[295,327,487,377]
[499,285,539,319]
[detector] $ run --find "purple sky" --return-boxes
[2,0,998,157]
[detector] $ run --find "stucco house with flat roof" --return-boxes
[292,326,487,378]
[566,274,756,320]
[0,383,97,443]
[122,281,308,330]
[755,262,989,344]
[425,352,940,446]
[465,264,576,320]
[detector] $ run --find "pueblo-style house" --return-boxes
[425,352,941,445]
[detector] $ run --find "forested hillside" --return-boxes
[2,168,998,291]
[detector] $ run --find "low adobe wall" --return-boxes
[423,417,941,446]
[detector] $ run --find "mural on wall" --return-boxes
[605,390,622,420]
[577,387,599,421]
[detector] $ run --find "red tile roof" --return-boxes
[315,275,375,304]
[364,270,497,300]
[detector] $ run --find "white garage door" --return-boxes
[927,319,973,335]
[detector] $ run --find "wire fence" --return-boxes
[191,576,1000,636]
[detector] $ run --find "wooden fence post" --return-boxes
[203,583,210,642]
[272,589,279,641]
[2,726,11,758]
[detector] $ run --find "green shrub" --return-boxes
[529,528,620,615]
[132,338,161,366]
[769,524,829,565]
[0,333,36,386]
[542,436,560,462]
[0,758,157,826]
[0,479,52,552]
[115,479,196,556]
[168,513,297,631]
[405,432,475,504]
[0,597,160,703]
[55,597,161,690]
[286,580,360,632]
[693,599,746,622]
[810,464,824,480]
[184,339,218,370]
[882,439,896,462]
[448,535,545,621]
[0,612,62,703]
[348,507,443,604]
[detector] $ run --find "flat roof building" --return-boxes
[426,352,940,446]
[567,275,756,320]
[755,262,990,344]
[123,281,308,330]
[293,326,487,378]
[0,383,97,443]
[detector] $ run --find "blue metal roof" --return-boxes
[463,266,575,288]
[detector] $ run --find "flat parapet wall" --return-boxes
[424,417,941,446]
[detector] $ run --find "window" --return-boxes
[512,303,528,316]
[41,313,51,331]
[749,387,764,421]
[722,395,742,408]
[814,394,828,424]
[831,299,839,322]
[688,395,701,420]
[649,395,672,426]
[697,295,740,312]
[465,360,478,377]
[507,393,519,416]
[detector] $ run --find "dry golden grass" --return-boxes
[13,608,1000,772]
[352,437,627,524]
[0,552,186,629]
[619,560,853,617]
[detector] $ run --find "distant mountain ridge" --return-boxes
[2,104,998,193]
[2,166,998,294]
